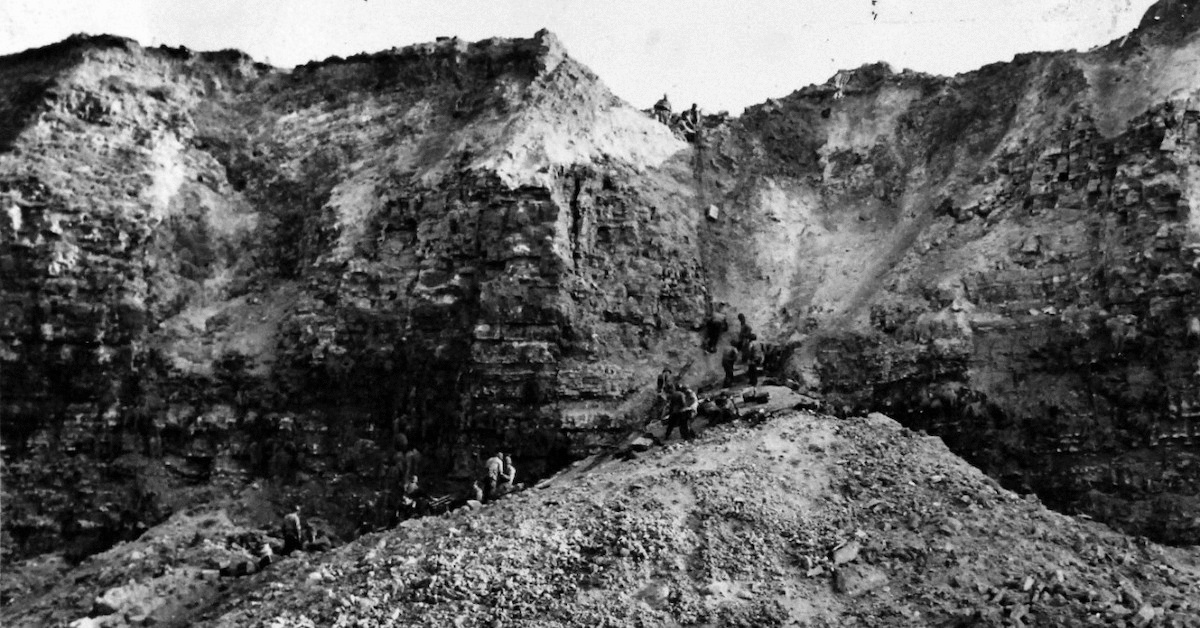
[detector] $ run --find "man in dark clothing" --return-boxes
[281,507,303,555]
[679,104,701,141]
[653,94,672,124]
[722,345,740,388]
[664,386,698,441]
[736,314,754,355]
[746,335,765,387]
[651,367,674,424]
[703,314,725,353]
[483,451,504,500]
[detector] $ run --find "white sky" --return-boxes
[1,0,1155,114]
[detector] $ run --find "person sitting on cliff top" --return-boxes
[653,93,672,124]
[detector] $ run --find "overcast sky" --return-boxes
[1,0,1155,114]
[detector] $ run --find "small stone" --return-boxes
[832,541,861,565]
[1131,604,1156,627]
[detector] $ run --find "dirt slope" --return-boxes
[24,393,1195,627]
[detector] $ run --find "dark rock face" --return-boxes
[0,32,702,560]
[1,4,1198,561]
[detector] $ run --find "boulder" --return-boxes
[834,565,888,596]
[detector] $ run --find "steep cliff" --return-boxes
[689,1,1200,544]
[2,1,1199,567]
[0,30,708,561]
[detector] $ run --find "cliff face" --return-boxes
[0,31,708,560]
[1,2,1199,562]
[690,5,1200,543]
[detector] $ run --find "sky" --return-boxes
[1,0,1157,114]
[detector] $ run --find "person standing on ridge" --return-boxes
[653,93,673,125]
[679,103,701,141]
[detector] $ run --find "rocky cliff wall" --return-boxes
[0,31,707,560]
[686,9,1200,543]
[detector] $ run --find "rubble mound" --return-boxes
[157,400,1200,626]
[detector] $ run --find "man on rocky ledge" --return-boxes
[653,93,672,124]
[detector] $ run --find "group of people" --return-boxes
[653,368,743,443]
[279,506,334,556]
[717,313,766,387]
[652,94,702,142]
[655,369,700,440]
[649,311,771,442]
[473,450,517,503]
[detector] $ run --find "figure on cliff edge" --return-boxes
[679,103,701,141]
[653,93,673,124]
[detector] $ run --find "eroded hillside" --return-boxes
[1,0,1198,587]
[8,395,1199,627]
